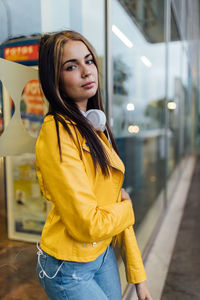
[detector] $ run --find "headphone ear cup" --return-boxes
[85,110,106,131]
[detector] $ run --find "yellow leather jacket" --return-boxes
[35,115,146,283]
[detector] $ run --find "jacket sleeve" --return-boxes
[35,120,135,243]
[115,225,147,284]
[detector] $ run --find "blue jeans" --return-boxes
[36,244,122,300]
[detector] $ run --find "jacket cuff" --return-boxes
[126,266,147,284]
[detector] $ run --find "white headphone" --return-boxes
[81,109,106,132]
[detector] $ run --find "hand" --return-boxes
[121,188,132,204]
[135,281,152,300]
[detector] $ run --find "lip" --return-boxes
[82,81,95,88]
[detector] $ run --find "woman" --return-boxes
[36,30,152,300]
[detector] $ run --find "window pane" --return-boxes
[111,0,166,230]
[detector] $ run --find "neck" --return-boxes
[77,99,88,112]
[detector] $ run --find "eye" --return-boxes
[86,59,94,65]
[66,65,76,71]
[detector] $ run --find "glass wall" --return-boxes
[167,8,182,179]
[111,0,166,231]
[110,0,200,254]
[172,0,200,154]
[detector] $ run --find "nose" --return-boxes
[81,64,91,78]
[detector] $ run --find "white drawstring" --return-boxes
[37,242,64,279]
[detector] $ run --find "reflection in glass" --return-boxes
[112,0,165,228]
[118,0,165,43]
[167,8,183,177]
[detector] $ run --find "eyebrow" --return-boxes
[62,53,92,67]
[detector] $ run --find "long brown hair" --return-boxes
[38,30,118,176]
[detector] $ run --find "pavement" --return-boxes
[161,156,200,300]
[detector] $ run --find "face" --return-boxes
[60,40,98,111]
